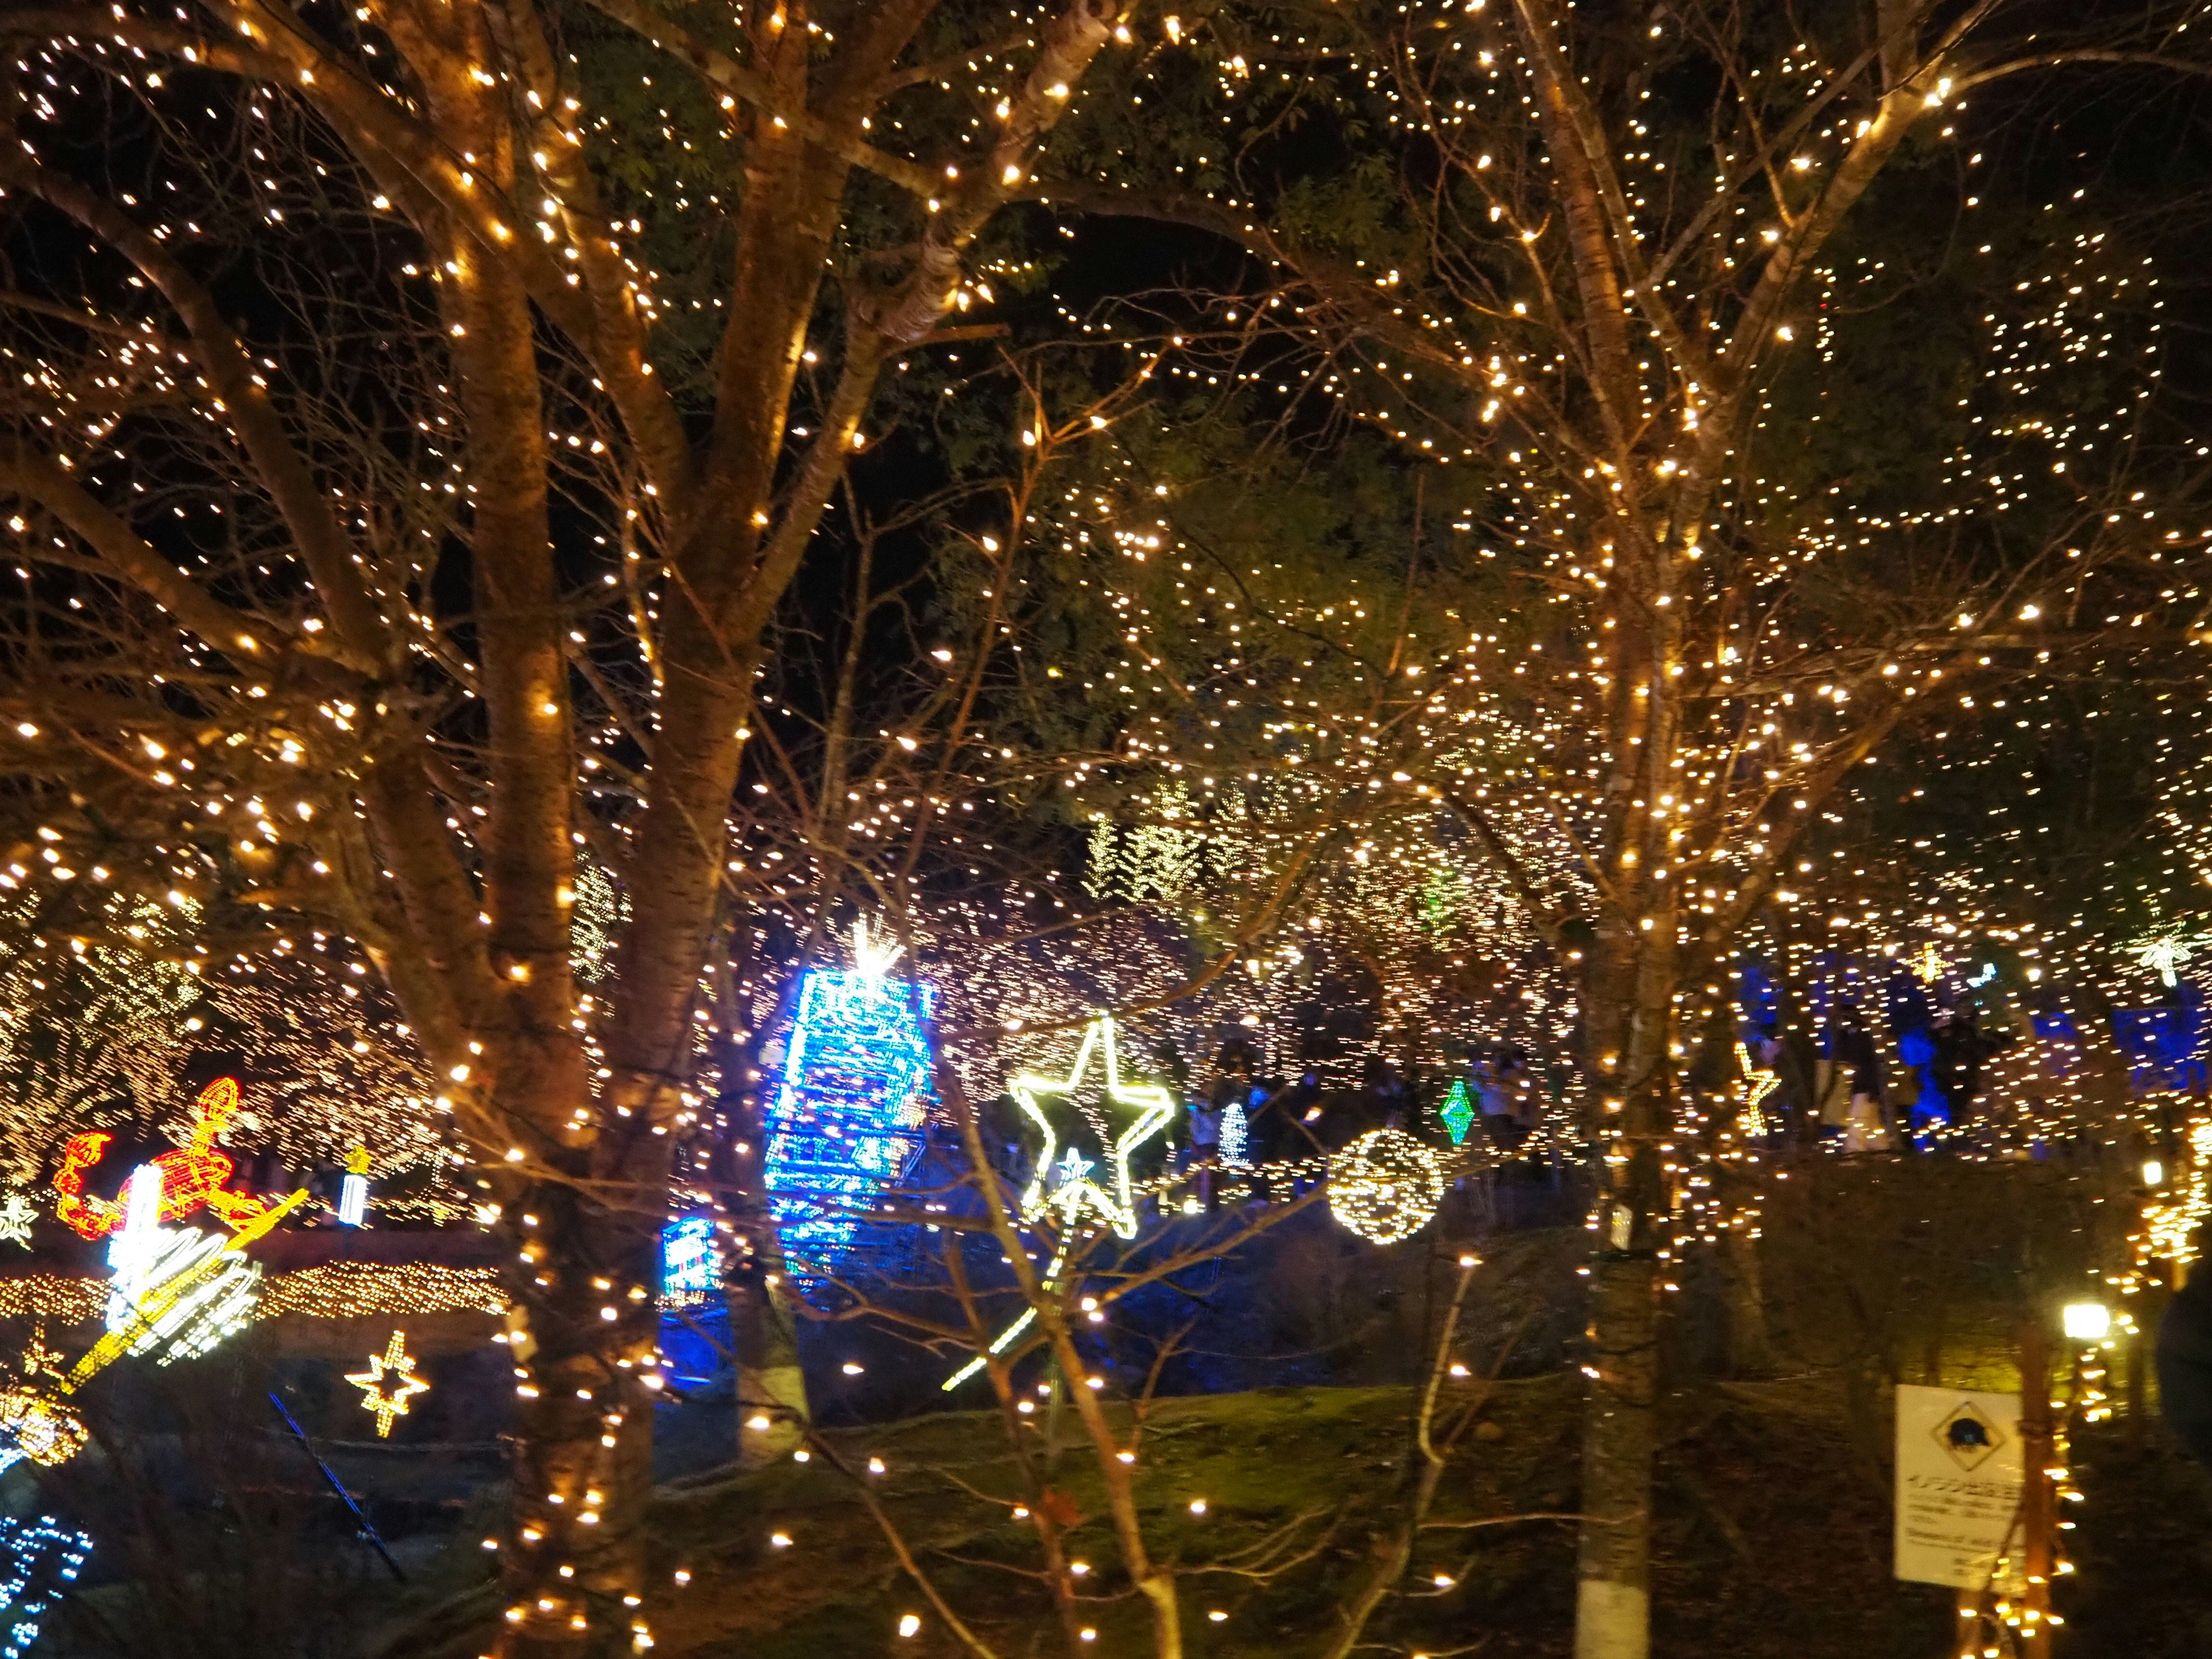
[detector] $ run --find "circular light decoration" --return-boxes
[1328,1130,1445,1244]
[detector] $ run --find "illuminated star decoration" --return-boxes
[849,914,905,982]
[1735,1040,1781,1137]
[1012,1014,1176,1240]
[345,1330,430,1438]
[0,1194,34,1248]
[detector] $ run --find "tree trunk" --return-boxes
[498,1131,665,1657]
[1574,912,1676,1659]
[1576,1240,1660,1659]
[1724,1226,1776,1378]
[732,1269,806,1469]
[2018,1319,2055,1632]
[729,1084,807,1469]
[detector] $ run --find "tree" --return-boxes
[0,2,1142,1650]
[988,3,2212,1653]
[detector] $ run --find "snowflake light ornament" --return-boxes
[0,1195,35,1248]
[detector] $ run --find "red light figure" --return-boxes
[52,1077,271,1241]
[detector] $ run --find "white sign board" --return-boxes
[1895,1384,2025,1591]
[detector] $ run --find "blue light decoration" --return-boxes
[0,1514,91,1659]
[764,956,936,1272]
[2111,987,2208,1094]
[660,1215,721,1307]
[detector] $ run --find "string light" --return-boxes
[0,1516,92,1659]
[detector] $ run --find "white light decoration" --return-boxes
[1328,1129,1446,1245]
[2062,1302,2111,1342]
[336,1147,370,1227]
[848,915,905,982]
[2131,932,2200,988]
[103,1166,262,1365]
[1012,1014,1176,1239]
[1219,1097,1249,1168]
[0,1195,34,1248]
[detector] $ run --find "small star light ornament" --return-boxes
[1735,1040,1781,1138]
[0,1194,35,1249]
[1013,1013,1176,1239]
[346,1330,430,1438]
[1329,1129,1445,1245]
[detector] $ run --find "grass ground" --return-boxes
[378,1365,2212,1659]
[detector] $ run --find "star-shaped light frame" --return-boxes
[346,1330,430,1438]
[1012,1014,1175,1240]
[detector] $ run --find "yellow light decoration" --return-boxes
[1734,1040,1779,1138]
[260,1262,506,1319]
[0,1262,506,1326]
[2138,1119,2212,1274]
[0,1282,100,1324]
[1328,1129,1446,1245]
[346,1330,431,1438]
[0,1389,86,1468]
[1011,1013,1176,1240]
